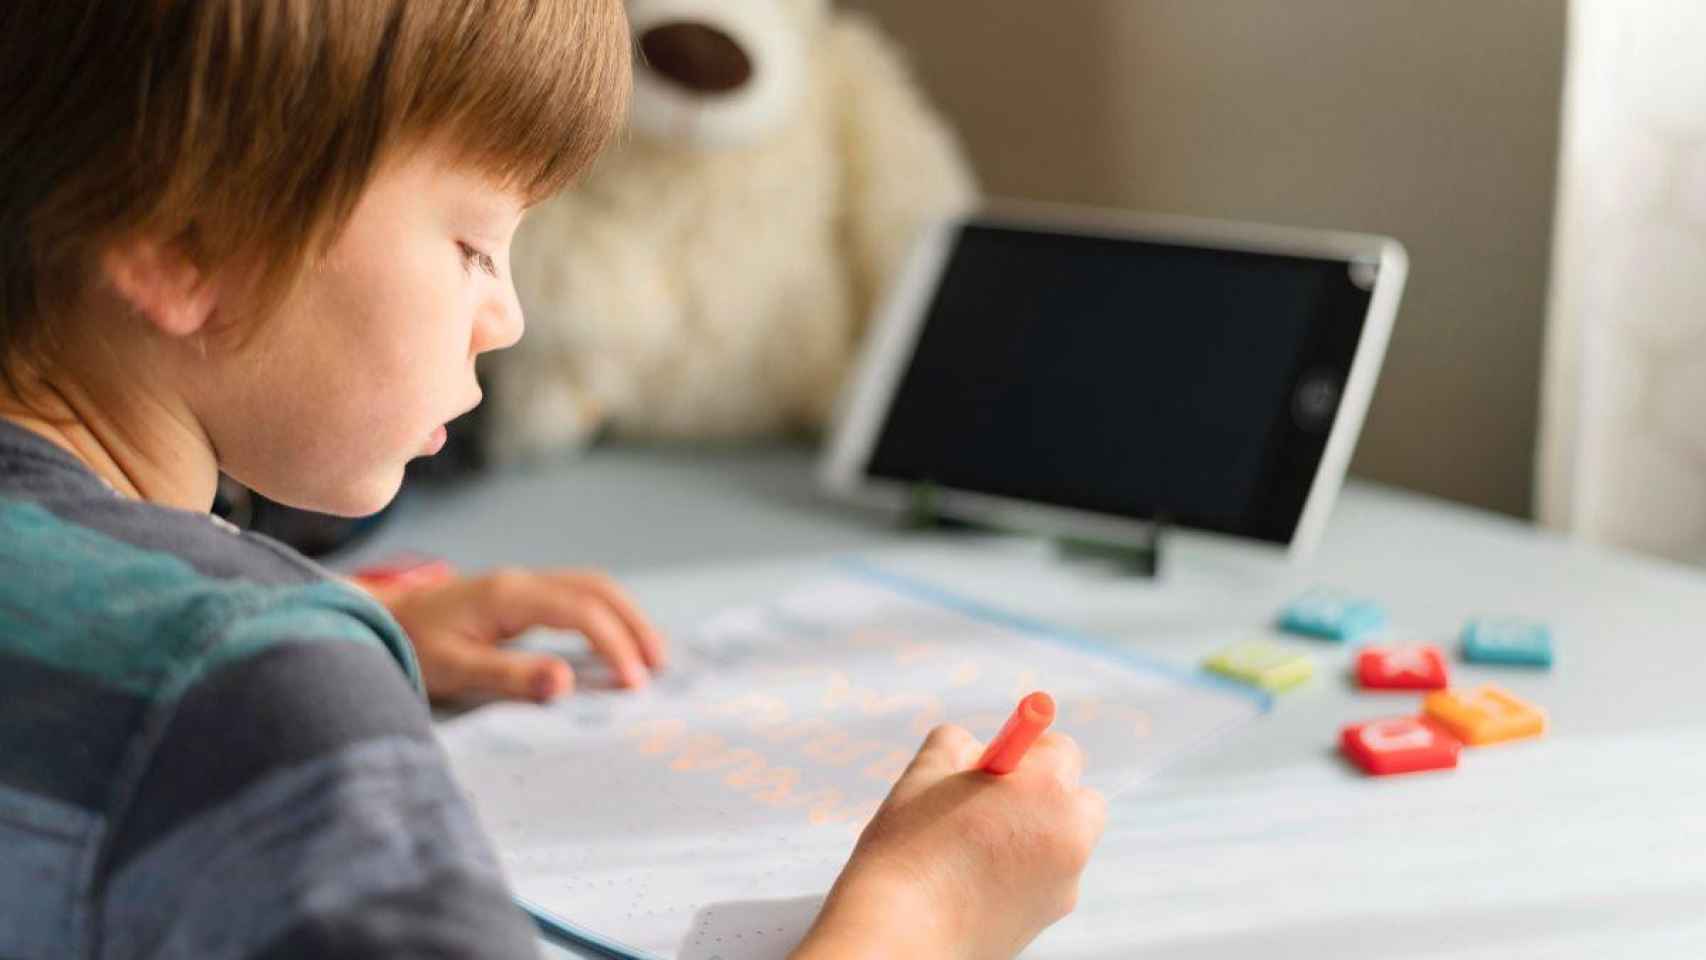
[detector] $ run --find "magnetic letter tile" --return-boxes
[1341,716,1461,775]
[1357,644,1449,690]
[1461,617,1553,668]
[1205,641,1314,692]
[1278,589,1387,643]
[1423,685,1546,746]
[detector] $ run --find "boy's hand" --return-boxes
[794,724,1107,960]
[368,568,667,704]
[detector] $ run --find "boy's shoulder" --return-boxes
[0,422,536,959]
[0,419,419,695]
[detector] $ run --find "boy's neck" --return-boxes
[1,371,219,512]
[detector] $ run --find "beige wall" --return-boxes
[844,0,1566,518]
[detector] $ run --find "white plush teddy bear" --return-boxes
[487,0,977,460]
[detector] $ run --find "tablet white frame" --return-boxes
[818,201,1407,562]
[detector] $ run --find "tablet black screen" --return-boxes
[864,223,1377,544]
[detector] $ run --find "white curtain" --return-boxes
[1539,0,1706,564]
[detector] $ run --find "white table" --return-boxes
[338,444,1706,958]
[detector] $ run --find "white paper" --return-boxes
[438,568,1264,959]
[1027,727,1706,959]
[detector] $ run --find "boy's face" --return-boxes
[195,143,526,517]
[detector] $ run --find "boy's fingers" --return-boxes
[557,571,669,669]
[478,573,650,687]
[902,724,980,782]
[571,598,651,688]
[1024,731,1085,787]
[1079,786,1109,836]
[439,646,573,703]
[480,569,562,638]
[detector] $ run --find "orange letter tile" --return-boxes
[1423,685,1546,746]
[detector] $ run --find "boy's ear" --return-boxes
[99,237,220,338]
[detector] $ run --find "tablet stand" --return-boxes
[903,484,982,532]
[905,484,1166,579]
[1054,520,1166,579]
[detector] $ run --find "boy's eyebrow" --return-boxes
[434,164,526,220]
[451,190,527,233]
[484,193,528,221]
[490,194,528,226]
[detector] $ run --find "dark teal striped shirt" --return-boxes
[0,419,539,958]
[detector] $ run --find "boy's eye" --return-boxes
[457,241,498,278]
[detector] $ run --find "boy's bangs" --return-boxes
[396,0,633,204]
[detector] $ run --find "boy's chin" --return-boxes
[327,471,408,519]
[254,467,406,520]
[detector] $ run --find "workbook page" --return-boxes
[437,566,1264,959]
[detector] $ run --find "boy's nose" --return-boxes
[473,287,524,354]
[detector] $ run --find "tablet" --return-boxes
[819,203,1407,560]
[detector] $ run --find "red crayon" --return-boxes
[977,691,1056,775]
[351,554,457,592]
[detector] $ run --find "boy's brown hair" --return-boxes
[0,0,630,382]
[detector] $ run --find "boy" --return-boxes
[0,2,1106,958]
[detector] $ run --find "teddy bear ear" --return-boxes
[626,0,810,148]
[638,22,754,95]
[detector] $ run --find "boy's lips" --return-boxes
[452,392,483,421]
[420,393,479,454]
